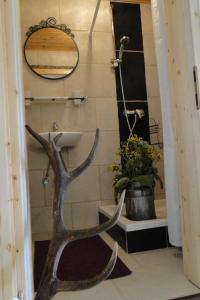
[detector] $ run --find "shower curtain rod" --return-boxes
[89,0,102,37]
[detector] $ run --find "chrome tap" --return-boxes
[52,121,59,132]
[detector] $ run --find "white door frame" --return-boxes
[160,0,200,287]
[0,0,33,299]
[2,0,200,297]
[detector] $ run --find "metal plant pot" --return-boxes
[125,182,156,221]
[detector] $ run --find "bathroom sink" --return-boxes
[39,131,82,149]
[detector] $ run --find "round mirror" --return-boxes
[24,24,79,80]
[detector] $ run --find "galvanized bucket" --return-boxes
[125,182,156,221]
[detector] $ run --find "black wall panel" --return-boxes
[115,52,147,101]
[117,101,150,142]
[111,2,150,143]
[112,2,143,51]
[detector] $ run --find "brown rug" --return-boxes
[34,235,132,291]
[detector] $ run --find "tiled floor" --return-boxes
[173,296,200,300]
[37,233,200,300]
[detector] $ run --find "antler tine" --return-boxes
[26,125,50,151]
[51,138,68,175]
[69,129,99,181]
[53,132,63,145]
[54,243,118,293]
[67,190,125,241]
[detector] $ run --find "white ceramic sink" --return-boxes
[39,131,82,149]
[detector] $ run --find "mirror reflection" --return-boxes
[24,27,79,80]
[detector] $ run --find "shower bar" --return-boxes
[25,96,86,102]
[89,0,102,37]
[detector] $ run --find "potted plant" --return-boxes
[111,135,163,221]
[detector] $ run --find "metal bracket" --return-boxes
[193,65,200,110]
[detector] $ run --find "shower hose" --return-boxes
[119,63,137,138]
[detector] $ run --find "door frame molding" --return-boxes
[1,0,200,297]
[0,0,33,298]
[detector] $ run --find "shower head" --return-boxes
[119,36,130,62]
[120,36,130,45]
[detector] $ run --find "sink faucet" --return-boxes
[52,121,59,132]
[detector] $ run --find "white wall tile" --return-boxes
[145,65,160,97]
[31,206,53,234]
[143,35,157,66]
[140,4,154,35]
[93,1,113,32]
[68,131,97,168]
[69,130,120,167]
[60,0,112,32]
[25,105,41,131]
[23,65,65,98]
[27,146,48,170]
[96,131,120,165]
[20,0,60,38]
[60,0,97,31]
[67,166,100,203]
[96,98,119,131]
[99,165,115,201]
[40,101,96,132]
[148,97,163,130]
[64,63,116,98]
[71,201,100,229]
[29,170,45,207]
[31,204,72,233]
[75,31,115,65]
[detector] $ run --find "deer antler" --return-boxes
[26,125,125,300]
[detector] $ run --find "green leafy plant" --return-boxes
[111,135,163,200]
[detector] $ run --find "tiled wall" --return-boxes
[20,0,165,239]
[21,0,120,240]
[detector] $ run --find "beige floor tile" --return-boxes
[33,232,200,300]
[54,280,123,300]
[102,234,200,300]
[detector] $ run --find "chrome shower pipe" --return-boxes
[89,0,102,37]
